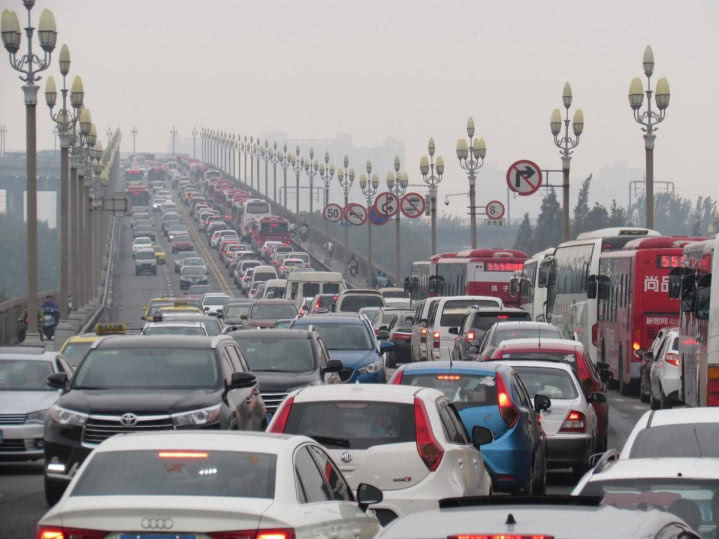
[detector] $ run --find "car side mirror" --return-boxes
[448,327,459,335]
[596,361,609,371]
[534,394,551,413]
[588,392,607,404]
[380,341,395,352]
[472,425,494,447]
[47,372,68,389]
[377,329,390,341]
[240,313,248,320]
[599,370,611,383]
[356,483,383,512]
[321,359,343,376]
[229,372,257,389]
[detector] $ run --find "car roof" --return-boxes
[229,328,311,338]
[294,314,365,324]
[634,408,719,428]
[401,360,503,375]
[496,338,583,351]
[144,321,204,328]
[587,457,719,480]
[251,299,293,304]
[293,383,429,404]
[92,335,227,349]
[493,359,575,374]
[492,321,559,330]
[93,431,306,453]
[0,346,56,361]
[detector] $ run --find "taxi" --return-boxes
[150,304,202,322]
[142,297,200,320]
[151,243,166,264]
[58,323,127,367]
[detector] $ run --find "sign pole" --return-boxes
[562,158,570,241]
[469,171,477,248]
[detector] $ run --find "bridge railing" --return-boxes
[0,289,59,346]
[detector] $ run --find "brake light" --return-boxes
[464,330,475,343]
[591,323,598,347]
[269,395,294,433]
[437,375,461,381]
[664,353,680,366]
[496,314,509,320]
[496,373,518,427]
[394,332,411,341]
[448,535,554,539]
[209,530,295,539]
[36,527,107,539]
[560,410,586,433]
[420,327,427,343]
[158,451,208,459]
[433,331,441,349]
[708,367,719,406]
[414,397,443,471]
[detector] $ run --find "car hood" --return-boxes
[244,319,278,329]
[0,390,61,414]
[58,388,221,414]
[326,349,379,367]
[254,370,320,393]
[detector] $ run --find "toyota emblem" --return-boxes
[340,451,352,463]
[141,517,174,530]
[120,413,138,426]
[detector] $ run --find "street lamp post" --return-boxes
[242,136,248,185]
[0,124,7,157]
[255,137,262,193]
[387,156,408,278]
[263,139,269,199]
[270,141,279,204]
[337,156,355,268]
[419,138,444,255]
[456,118,487,249]
[318,151,335,235]
[359,166,379,285]
[629,45,670,230]
[303,149,319,237]
[550,82,584,241]
[291,146,302,216]
[2,4,57,337]
[170,125,177,155]
[131,124,137,154]
[278,143,290,209]
[192,126,197,159]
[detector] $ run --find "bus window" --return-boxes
[696,275,711,320]
[681,274,696,313]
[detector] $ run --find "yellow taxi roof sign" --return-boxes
[95,323,127,335]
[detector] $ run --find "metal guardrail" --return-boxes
[0,288,60,346]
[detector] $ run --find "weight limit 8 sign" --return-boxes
[485,200,505,220]
[323,203,343,223]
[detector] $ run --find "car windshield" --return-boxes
[0,359,53,391]
[340,295,383,312]
[441,300,499,327]
[492,327,562,345]
[73,348,219,389]
[136,250,155,260]
[250,304,297,319]
[182,266,205,276]
[143,326,206,336]
[237,337,315,372]
[183,258,205,266]
[285,401,415,449]
[297,322,373,350]
[224,304,251,318]
[135,238,151,244]
[628,424,719,458]
[61,342,93,366]
[401,373,498,410]
[513,366,578,400]
[203,296,228,305]
[71,450,276,498]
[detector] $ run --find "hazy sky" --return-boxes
[1,0,717,219]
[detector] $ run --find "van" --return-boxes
[422,295,504,361]
[286,271,345,309]
[263,278,287,299]
[336,289,385,313]
[410,298,438,362]
[248,265,278,297]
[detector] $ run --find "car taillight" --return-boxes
[414,397,443,471]
[269,395,294,433]
[390,370,403,384]
[36,527,107,539]
[394,332,411,341]
[464,330,475,343]
[448,535,554,539]
[432,331,440,349]
[664,353,680,366]
[708,366,719,406]
[560,410,586,433]
[591,323,598,347]
[420,327,427,343]
[496,373,518,427]
[209,530,295,539]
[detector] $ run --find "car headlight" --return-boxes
[26,409,48,425]
[171,404,222,427]
[359,359,382,374]
[48,405,88,427]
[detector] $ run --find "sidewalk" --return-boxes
[294,236,369,289]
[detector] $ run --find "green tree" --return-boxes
[584,202,610,231]
[533,189,562,252]
[608,199,627,227]
[513,213,534,254]
[572,175,592,236]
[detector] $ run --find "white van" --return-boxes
[286,271,345,309]
[422,295,503,361]
[263,278,287,299]
[248,265,278,296]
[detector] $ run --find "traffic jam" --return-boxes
[3,155,718,539]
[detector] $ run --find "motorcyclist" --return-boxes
[40,295,60,341]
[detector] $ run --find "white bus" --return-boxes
[286,271,346,309]
[511,247,555,321]
[241,198,272,233]
[544,227,659,365]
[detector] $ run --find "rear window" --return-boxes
[628,424,719,459]
[250,303,297,319]
[302,283,320,298]
[340,295,384,312]
[492,327,561,345]
[441,300,498,327]
[323,283,340,294]
[254,272,276,282]
[285,401,415,449]
[512,366,578,400]
[471,311,530,331]
[401,373,497,410]
[71,450,276,498]
[383,290,409,299]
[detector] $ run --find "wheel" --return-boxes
[640,373,650,403]
[44,475,66,506]
[649,388,661,410]
[532,456,547,496]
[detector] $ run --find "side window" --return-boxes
[446,405,470,444]
[308,445,354,502]
[218,349,234,385]
[512,375,532,409]
[655,337,668,360]
[224,345,245,372]
[294,446,332,503]
[436,398,465,444]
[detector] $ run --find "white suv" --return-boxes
[648,328,681,409]
[268,384,492,526]
[210,229,238,248]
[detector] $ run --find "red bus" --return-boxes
[409,249,527,306]
[251,216,291,250]
[594,236,703,395]
[124,168,145,186]
[126,185,150,208]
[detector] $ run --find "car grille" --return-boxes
[261,392,289,415]
[0,439,27,452]
[81,414,174,446]
[0,414,27,425]
[339,368,355,382]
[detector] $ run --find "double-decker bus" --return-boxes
[126,184,150,208]
[124,168,145,187]
[408,249,527,305]
[251,216,291,250]
[594,236,702,395]
[543,227,659,365]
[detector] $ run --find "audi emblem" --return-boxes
[120,413,138,426]
[141,517,174,530]
[340,451,352,463]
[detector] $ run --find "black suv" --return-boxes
[43,335,265,505]
[450,307,531,361]
[228,328,342,421]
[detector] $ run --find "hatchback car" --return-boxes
[476,320,562,360]
[336,289,385,313]
[450,307,531,361]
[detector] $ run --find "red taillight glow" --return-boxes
[664,353,680,366]
[496,374,518,427]
[420,327,427,343]
[36,527,108,539]
[158,451,208,459]
[437,374,461,381]
[269,395,295,433]
[394,332,411,341]
[414,397,443,471]
[209,530,295,539]
[433,331,441,349]
[496,315,509,320]
[708,367,719,406]
[464,330,475,343]
[560,411,586,433]
[391,370,404,384]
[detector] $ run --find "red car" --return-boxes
[488,338,610,452]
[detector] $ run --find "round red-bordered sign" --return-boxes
[485,200,505,220]
[323,203,343,223]
[344,203,368,225]
[506,159,542,196]
[373,191,399,217]
[400,192,426,218]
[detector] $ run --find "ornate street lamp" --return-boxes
[420,138,444,255]
[337,155,355,268]
[359,163,379,284]
[456,118,487,249]
[387,156,409,278]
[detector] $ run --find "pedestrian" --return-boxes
[327,241,334,259]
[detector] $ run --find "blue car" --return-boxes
[390,360,548,494]
[291,314,392,383]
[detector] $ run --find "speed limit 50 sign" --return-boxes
[323,203,343,223]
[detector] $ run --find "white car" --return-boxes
[131,236,152,255]
[36,431,381,539]
[268,384,492,526]
[141,321,208,336]
[376,496,701,539]
[201,293,231,316]
[648,328,682,409]
[618,408,719,459]
[210,229,239,248]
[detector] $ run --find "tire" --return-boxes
[650,389,661,410]
[640,374,650,403]
[532,457,547,496]
[44,475,66,506]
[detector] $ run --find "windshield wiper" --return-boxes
[310,435,350,448]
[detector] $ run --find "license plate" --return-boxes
[120,535,196,539]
